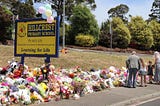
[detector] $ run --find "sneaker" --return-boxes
[139,85,143,87]
[148,81,152,84]
[127,86,132,88]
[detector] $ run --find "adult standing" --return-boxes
[153,51,160,84]
[126,51,141,88]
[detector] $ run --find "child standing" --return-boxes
[147,61,154,84]
[139,58,147,87]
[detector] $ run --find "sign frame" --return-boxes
[14,17,59,58]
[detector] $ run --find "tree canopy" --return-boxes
[34,0,96,24]
[111,17,131,48]
[108,4,129,23]
[68,5,99,45]
[128,16,153,50]
[0,0,36,44]
[149,0,160,22]
[99,17,131,48]
[149,20,160,50]
[11,0,36,19]
[0,6,13,44]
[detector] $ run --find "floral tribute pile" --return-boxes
[0,59,129,105]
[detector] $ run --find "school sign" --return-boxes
[14,18,59,59]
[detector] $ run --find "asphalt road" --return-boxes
[138,97,160,106]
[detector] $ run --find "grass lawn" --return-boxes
[0,45,154,70]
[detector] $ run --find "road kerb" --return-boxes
[109,91,160,106]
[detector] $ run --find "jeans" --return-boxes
[128,68,138,87]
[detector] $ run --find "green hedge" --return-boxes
[75,34,95,47]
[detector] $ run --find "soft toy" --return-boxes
[109,66,117,73]
[112,80,121,87]
[40,62,51,81]
[0,60,18,75]
[13,64,24,78]
[8,60,18,73]
[32,67,42,78]
[14,78,27,86]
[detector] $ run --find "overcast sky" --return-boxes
[92,0,154,26]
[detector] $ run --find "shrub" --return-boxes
[75,34,95,47]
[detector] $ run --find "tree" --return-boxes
[34,0,96,25]
[0,0,36,44]
[0,6,13,44]
[0,0,36,19]
[99,21,110,47]
[68,5,99,45]
[148,20,160,50]
[111,17,131,48]
[99,17,131,48]
[128,16,153,50]
[11,0,36,19]
[0,0,35,16]
[0,0,16,7]
[108,4,129,23]
[149,0,160,22]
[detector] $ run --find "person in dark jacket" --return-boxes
[126,51,141,88]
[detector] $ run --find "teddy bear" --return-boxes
[40,59,51,81]
[0,60,18,75]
